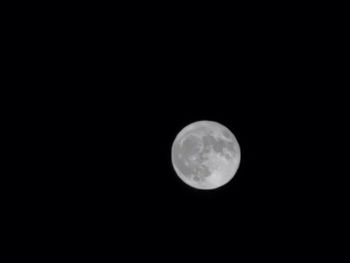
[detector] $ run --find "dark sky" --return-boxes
[19,12,344,258]
[44,71,331,252]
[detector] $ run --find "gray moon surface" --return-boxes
[171,120,241,190]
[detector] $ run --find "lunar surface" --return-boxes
[171,120,241,190]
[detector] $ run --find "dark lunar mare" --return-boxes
[202,133,237,156]
[173,131,238,181]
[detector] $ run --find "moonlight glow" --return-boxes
[171,120,241,190]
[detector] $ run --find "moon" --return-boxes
[171,120,241,190]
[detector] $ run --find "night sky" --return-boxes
[17,9,343,258]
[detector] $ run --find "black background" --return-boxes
[9,4,346,259]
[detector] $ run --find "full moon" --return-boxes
[171,120,241,190]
